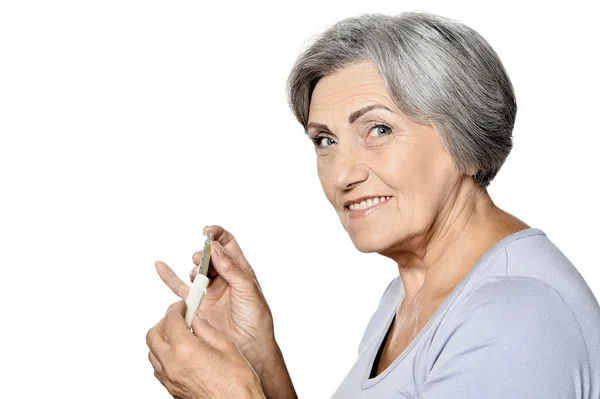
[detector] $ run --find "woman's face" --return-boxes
[307,61,463,254]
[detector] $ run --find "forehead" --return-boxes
[309,61,396,119]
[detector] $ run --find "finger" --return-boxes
[189,263,199,283]
[203,225,258,280]
[163,300,193,342]
[153,370,167,389]
[207,266,219,279]
[190,258,215,287]
[209,241,255,291]
[191,309,227,349]
[148,350,163,375]
[155,261,190,299]
[167,300,185,314]
[145,322,166,348]
[191,250,203,266]
[146,324,171,365]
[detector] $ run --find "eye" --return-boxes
[311,136,336,148]
[369,124,392,137]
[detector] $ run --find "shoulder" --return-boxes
[464,274,566,304]
[433,275,589,372]
[460,275,576,314]
[446,275,585,342]
[421,276,590,398]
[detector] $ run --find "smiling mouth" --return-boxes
[345,196,392,211]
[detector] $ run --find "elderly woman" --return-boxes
[145,12,600,399]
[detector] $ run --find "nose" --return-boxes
[331,147,368,191]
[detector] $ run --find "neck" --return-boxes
[386,176,529,300]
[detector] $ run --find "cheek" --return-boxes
[375,143,451,226]
[317,160,335,203]
[379,136,450,194]
[374,146,423,194]
[404,153,458,226]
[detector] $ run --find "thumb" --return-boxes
[191,309,210,338]
[191,309,223,348]
[210,241,251,290]
[166,300,186,316]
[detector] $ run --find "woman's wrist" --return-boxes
[237,373,268,399]
[254,339,298,399]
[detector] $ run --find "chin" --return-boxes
[349,233,387,254]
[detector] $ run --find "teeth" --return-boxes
[349,196,390,210]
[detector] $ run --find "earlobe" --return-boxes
[466,166,479,177]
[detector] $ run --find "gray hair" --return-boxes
[286,12,516,188]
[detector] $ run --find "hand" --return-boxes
[155,225,275,377]
[146,300,266,399]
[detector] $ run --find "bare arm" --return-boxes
[253,339,298,399]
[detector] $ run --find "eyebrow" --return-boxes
[306,104,394,133]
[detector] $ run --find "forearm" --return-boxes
[249,339,298,399]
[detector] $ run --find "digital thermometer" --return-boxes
[184,232,213,328]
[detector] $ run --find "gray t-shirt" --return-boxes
[331,228,600,398]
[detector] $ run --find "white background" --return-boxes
[1,1,598,398]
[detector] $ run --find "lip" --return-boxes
[345,196,392,219]
[343,195,392,208]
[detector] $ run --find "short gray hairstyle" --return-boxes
[286,12,516,188]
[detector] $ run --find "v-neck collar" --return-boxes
[361,227,546,389]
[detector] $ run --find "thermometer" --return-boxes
[184,232,213,328]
